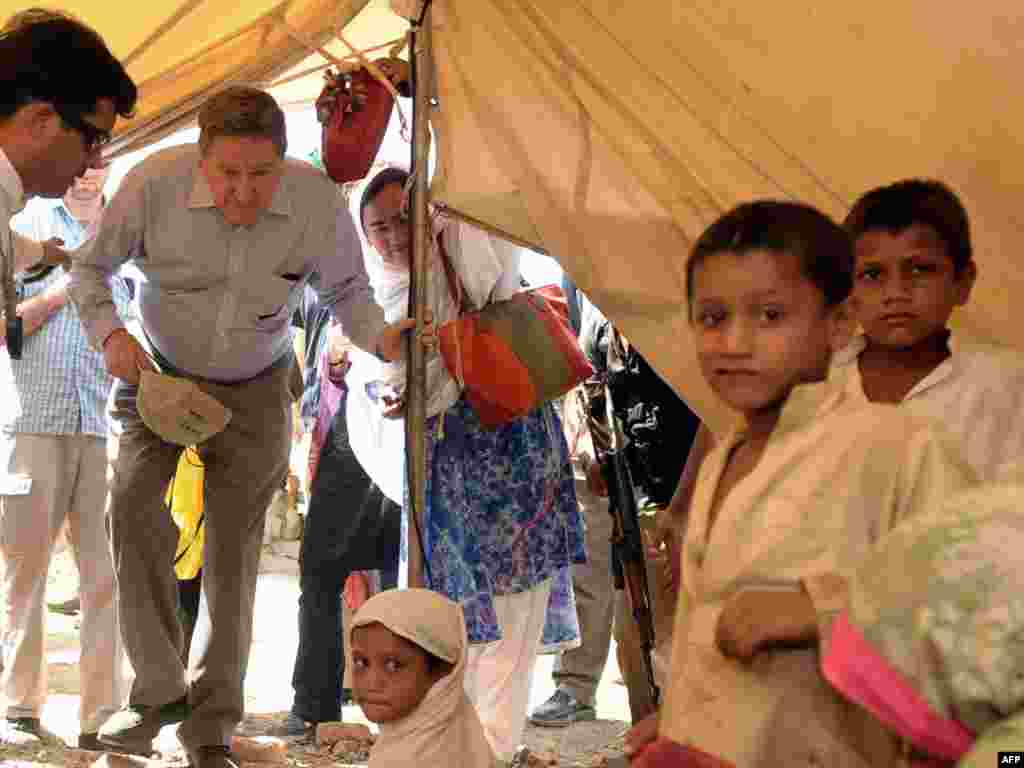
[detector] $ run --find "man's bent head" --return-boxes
[198,87,287,227]
[0,10,136,198]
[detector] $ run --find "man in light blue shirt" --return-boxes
[2,161,131,752]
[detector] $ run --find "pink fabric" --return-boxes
[632,738,735,768]
[307,347,347,489]
[319,352,346,428]
[822,612,975,761]
[343,572,371,612]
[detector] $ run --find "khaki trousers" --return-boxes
[0,433,126,731]
[551,471,615,708]
[107,356,292,751]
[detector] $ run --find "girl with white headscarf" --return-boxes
[350,588,497,768]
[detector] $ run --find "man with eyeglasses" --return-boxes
[0,10,134,351]
[0,7,137,751]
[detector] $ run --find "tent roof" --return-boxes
[7,1,1023,436]
[26,0,407,156]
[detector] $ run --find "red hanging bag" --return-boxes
[317,63,400,184]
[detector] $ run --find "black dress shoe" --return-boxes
[98,695,190,754]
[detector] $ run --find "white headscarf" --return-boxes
[345,178,521,502]
[351,588,497,768]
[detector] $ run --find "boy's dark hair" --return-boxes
[198,87,287,157]
[844,179,972,274]
[686,201,854,313]
[0,11,137,122]
[359,166,409,235]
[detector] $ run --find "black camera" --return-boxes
[5,314,22,359]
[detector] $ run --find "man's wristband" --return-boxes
[102,327,128,350]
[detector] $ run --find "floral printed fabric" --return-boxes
[409,396,586,645]
[537,566,582,653]
[837,482,1024,767]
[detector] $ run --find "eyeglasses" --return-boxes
[53,105,112,154]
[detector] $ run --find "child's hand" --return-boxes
[624,711,659,760]
[715,588,818,662]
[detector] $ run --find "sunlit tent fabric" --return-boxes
[6,0,1022,436]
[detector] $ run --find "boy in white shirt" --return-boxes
[624,200,975,767]
[835,179,1024,482]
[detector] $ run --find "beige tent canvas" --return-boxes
[7,0,1021,436]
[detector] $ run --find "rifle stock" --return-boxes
[600,441,660,708]
[575,322,661,710]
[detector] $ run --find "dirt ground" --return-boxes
[0,545,631,767]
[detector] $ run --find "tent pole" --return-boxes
[405,3,433,589]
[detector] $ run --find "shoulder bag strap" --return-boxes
[436,231,471,314]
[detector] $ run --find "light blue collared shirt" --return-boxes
[3,201,132,436]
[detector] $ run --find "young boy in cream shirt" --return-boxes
[834,179,1024,482]
[626,201,976,768]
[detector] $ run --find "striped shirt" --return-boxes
[2,201,132,436]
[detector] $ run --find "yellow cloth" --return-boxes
[660,378,977,767]
[351,588,497,768]
[166,447,205,580]
[831,333,1024,483]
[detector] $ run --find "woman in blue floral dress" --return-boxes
[352,168,585,763]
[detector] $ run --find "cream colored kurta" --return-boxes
[660,377,977,768]
[831,333,1024,483]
